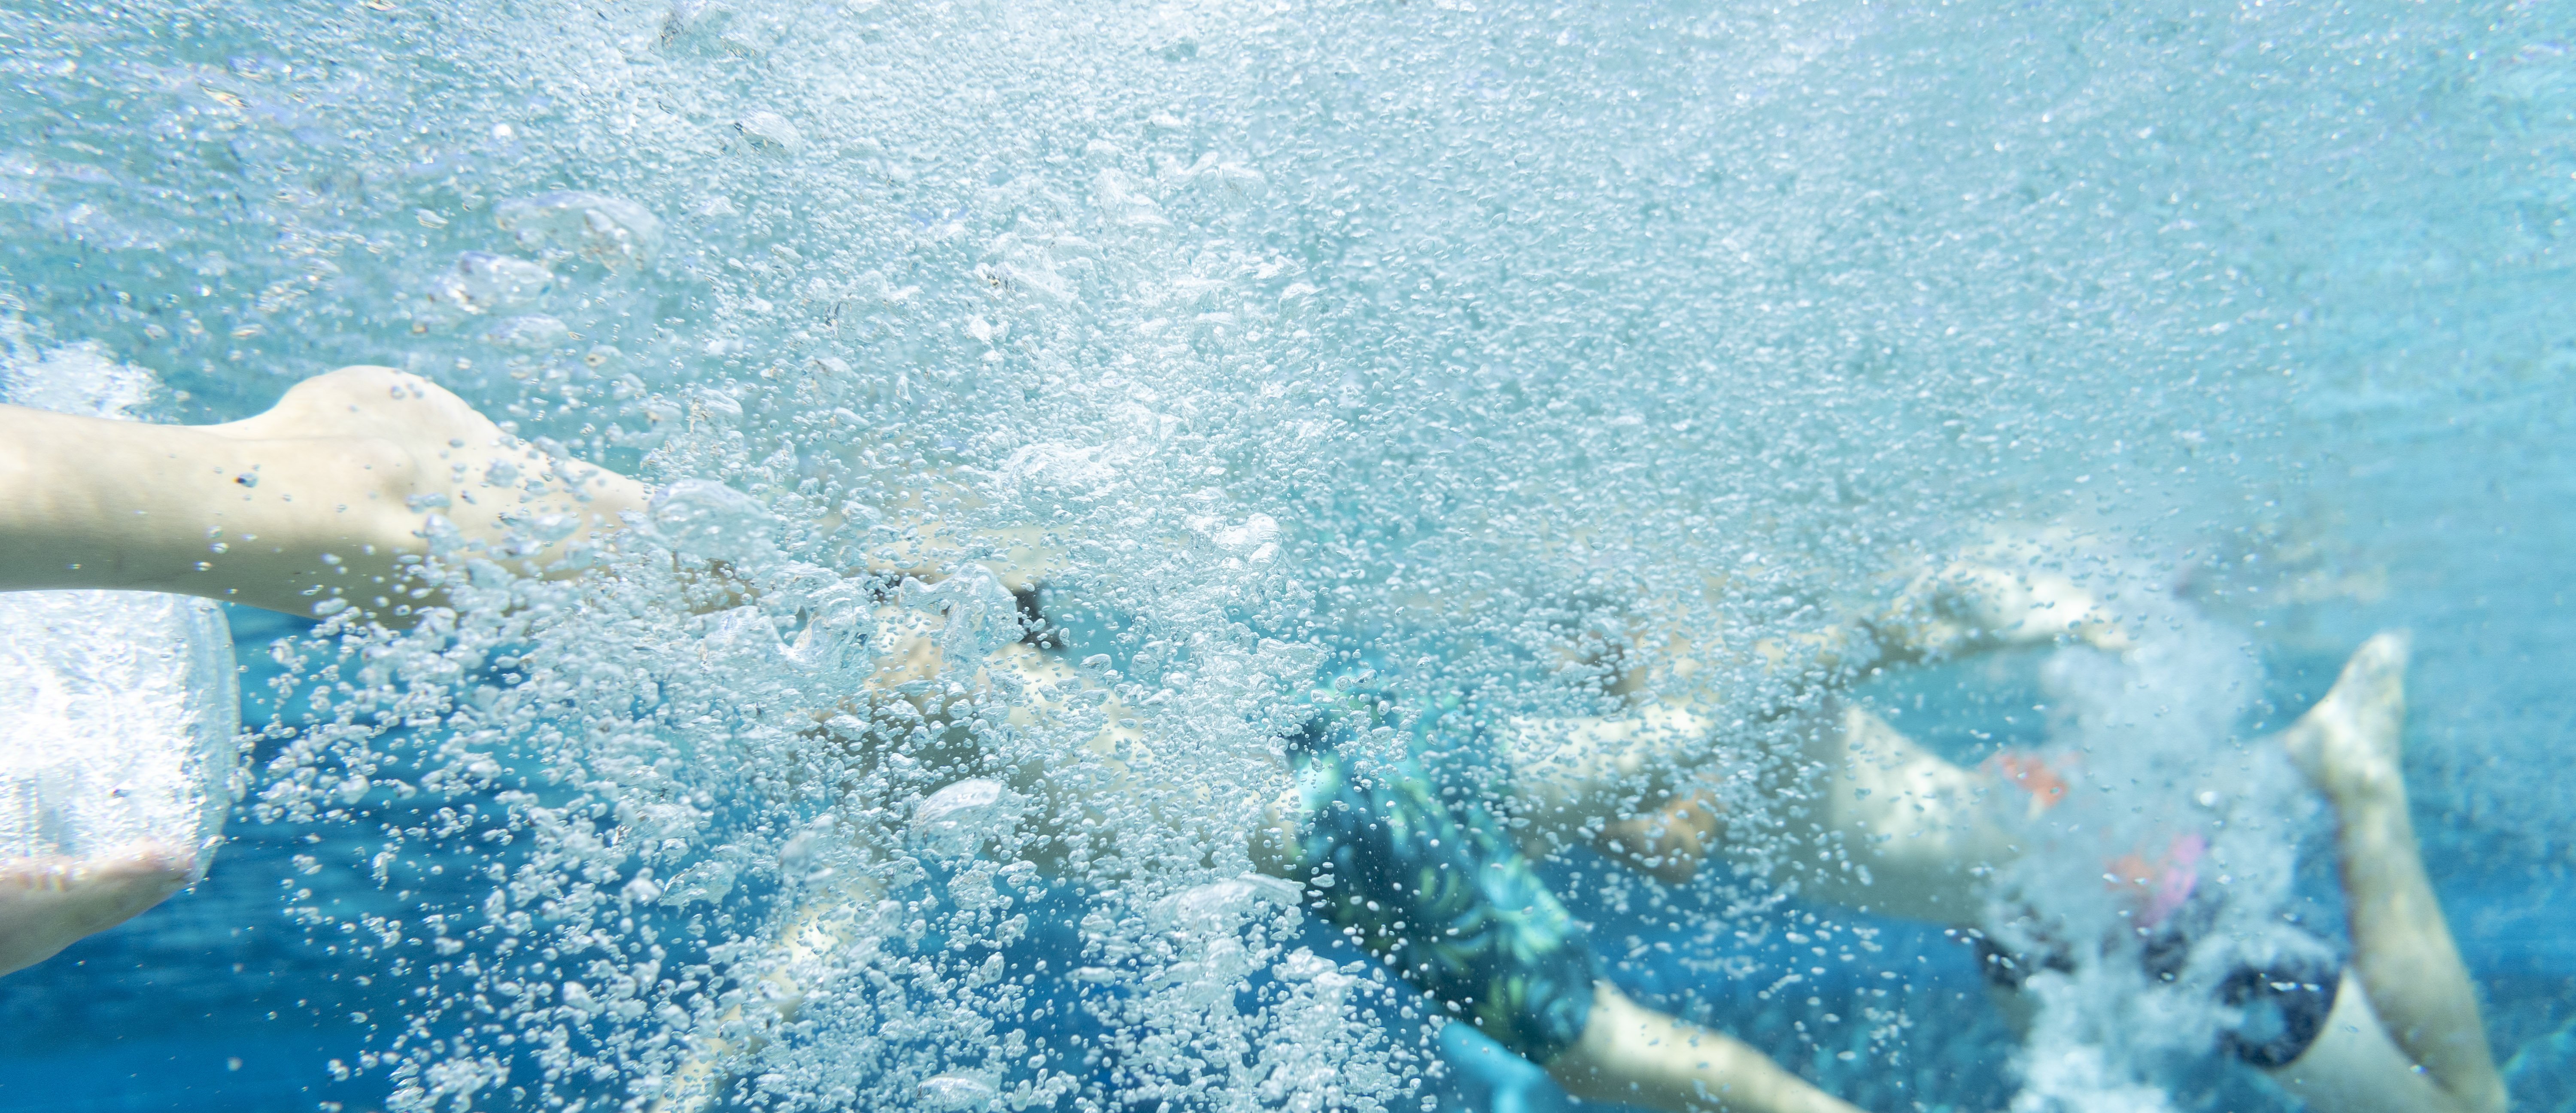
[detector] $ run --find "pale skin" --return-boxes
[645,552,2155,1113]
[0,365,650,616]
[0,366,649,977]
[2270,634,2505,1113]
[0,371,2503,1113]
[1564,628,2504,1113]
[0,845,202,976]
[1496,549,2136,924]
[651,635,1877,1113]
[0,368,1866,1113]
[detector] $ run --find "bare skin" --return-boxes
[1562,699,2026,922]
[0,365,650,620]
[1502,550,2120,921]
[0,843,195,976]
[0,367,650,976]
[1549,985,1863,1113]
[2270,633,2506,1113]
[1583,629,2507,1113]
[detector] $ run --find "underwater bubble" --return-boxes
[657,859,737,906]
[1273,949,1340,982]
[518,511,583,545]
[781,579,878,679]
[0,477,238,873]
[1151,875,1304,933]
[0,339,155,417]
[1196,513,1280,565]
[912,778,1014,856]
[1173,153,1267,201]
[916,780,1007,824]
[492,191,662,269]
[696,606,790,677]
[661,0,729,37]
[646,479,778,562]
[1091,168,1169,230]
[660,0,783,55]
[477,314,569,349]
[416,252,551,323]
[915,1073,998,1110]
[733,112,805,157]
[900,567,1022,668]
[777,816,840,882]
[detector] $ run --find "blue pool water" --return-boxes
[6,0,2576,1110]
[7,617,2574,1111]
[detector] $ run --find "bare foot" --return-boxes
[0,843,195,976]
[210,365,653,565]
[186,366,654,618]
[2281,632,2410,803]
[1,365,653,619]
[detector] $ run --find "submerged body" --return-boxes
[0,369,1870,1113]
[0,369,2506,1113]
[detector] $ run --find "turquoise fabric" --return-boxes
[1282,677,1598,1065]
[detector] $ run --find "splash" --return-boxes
[1985,572,2327,1113]
[0,0,2564,1109]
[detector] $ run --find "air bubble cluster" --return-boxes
[2,0,2569,1110]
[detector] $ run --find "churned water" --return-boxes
[2,1,2573,1111]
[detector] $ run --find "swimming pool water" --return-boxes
[5,0,2576,1110]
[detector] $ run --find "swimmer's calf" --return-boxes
[0,366,651,621]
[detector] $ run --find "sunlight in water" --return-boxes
[1,1,2572,1111]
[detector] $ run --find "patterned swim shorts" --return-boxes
[1278,679,1598,1065]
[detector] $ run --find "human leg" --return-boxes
[1547,985,1861,1113]
[0,366,647,619]
[2263,976,2461,1113]
[1762,703,2024,921]
[1271,712,1869,1113]
[1513,536,2138,910]
[1748,541,2114,907]
[1519,700,2021,924]
[2270,633,2504,1113]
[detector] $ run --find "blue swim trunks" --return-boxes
[1280,677,1598,1064]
